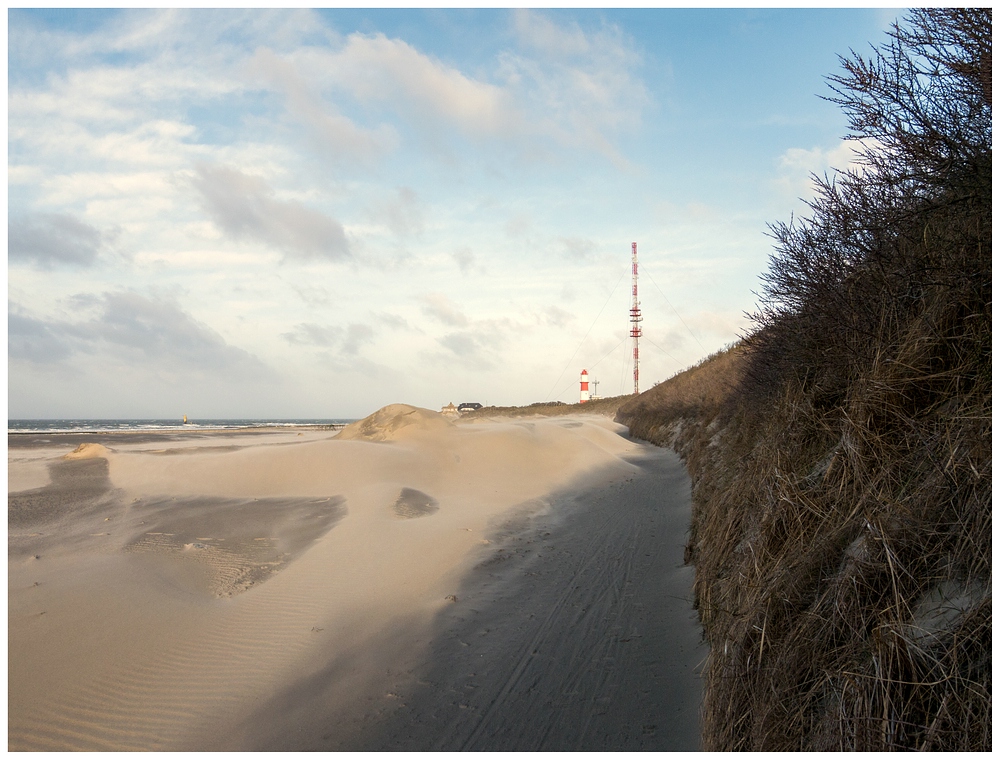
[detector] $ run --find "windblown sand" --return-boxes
[8,407,702,750]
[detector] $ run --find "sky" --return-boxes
[8,7,899,419]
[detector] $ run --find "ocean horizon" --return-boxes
[8,418,357,434]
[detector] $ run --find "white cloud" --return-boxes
[436,325,507,371]
[282,322,374,355]
[246,15,645,166]
[369,186,425,238]
[776,139,873,202]
[451,247,480,275]
[9,214,104,268]
[132,248,272,269]
[288,283,332,307]
[9,291,272,379]
[341,323,376,355]
[11,58,241,130]
[504,213,533,238]
[40,170,175,207]
[247,47,398,166]
[8,165,45,184]
[540,306,575,328]
[8,308,75,363]
[501,10,647,163]
[191,164,351,262]
[327,33,515,138]
[420,293,469,328]
[559,236,597,260]
[687,310,750,341]
[374,312,413,332]
[513,9,593,58]
[282,322,342,347]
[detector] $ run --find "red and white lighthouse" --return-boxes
[579,369,590,403]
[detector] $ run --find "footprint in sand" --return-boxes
[392,488,439,519]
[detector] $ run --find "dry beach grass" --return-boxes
[616,9,991,750]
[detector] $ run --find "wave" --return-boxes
[8,419,355,434]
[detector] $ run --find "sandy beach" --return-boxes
[8,406,703,751]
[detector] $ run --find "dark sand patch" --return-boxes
[9,458,114,529]
[8,454,346,597]
[392,488,439,519]
[123,495,347,597]
[7,427,314,451]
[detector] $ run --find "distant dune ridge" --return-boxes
[335,403,456,442]
[9,406,702,750]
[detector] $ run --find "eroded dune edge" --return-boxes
[9,406,671,751]
[614,10,991,748]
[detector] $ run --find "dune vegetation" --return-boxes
[461,394,632,420]
[616,9,991,750]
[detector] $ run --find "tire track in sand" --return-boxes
[459,493,629,750]
[349,444,703,752]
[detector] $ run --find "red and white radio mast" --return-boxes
[629,242,642,395]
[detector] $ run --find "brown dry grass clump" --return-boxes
[615,344,743,451]
[619,9,990,751]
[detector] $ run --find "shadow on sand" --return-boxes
[230,445,705,751]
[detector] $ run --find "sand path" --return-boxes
[237,444,704,751]
[8,411,702,750]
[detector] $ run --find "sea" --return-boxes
[8,419,357,434]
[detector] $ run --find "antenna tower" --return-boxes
[630,242,642,395]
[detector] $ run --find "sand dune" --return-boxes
[334,402,456,442]
[8,407,700,750]
[63,442,112,460]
